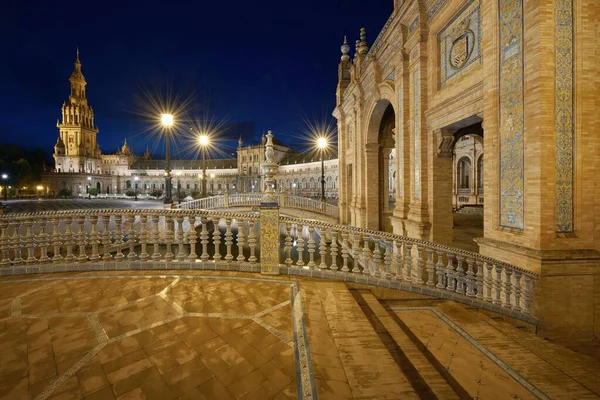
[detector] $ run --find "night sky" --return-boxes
[0,0,391,159]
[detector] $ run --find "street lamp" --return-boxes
[87,176,92,199]
[134,176,139,201]
[292,182,297,196]
[317,137,328,202]
[1,174,7,201]
[161,113,174,204]
[198,134,209,197]
[176,171,182,204]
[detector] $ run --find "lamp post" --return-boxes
[1,174,7,201]
[87,176,91,199]
[134,176,139,201]
[317,137,328,202]
[198,134,209,197]
[161,114,174,204]
[176,171,182,204]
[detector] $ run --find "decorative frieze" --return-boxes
[409,17,420,33]
[555,0,574,233]
[414,70,421,199]
[498,0,524,229]
[427,0,448,21]
[397,84,403,196]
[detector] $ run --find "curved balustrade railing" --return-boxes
[178,193,339,219]
[0,208,538,322]
[277,216,537,321]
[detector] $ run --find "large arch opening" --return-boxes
[365,100,396,232]
[451,122,484,252]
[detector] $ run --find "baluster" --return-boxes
[212,217,222,261]
[249,220,257,264]
[137,215,148,261]
[150,215,160,261]
[513,270,522,312]
[349,232,357,273]
[296,225,305,267]
[127,215,137,261]
[199,217,208,262]
[101,215,113,260]
[114,215,125,261]
[372,237,381,277]
[64,217,75,262]
[414,245,424,284]
[383,239,392,279]
[187,216,198,260]
[426,248,435,287]
[404,243,412,282]
[318,228,327,269]
[307,226,316,269]
[0,220,11,265]
[24,219,37,263]
[76,216,88,262]
[176,215,185,261]
[504,267,513,309]
[475,260,484,299]
[455,255,465,294]
[37,219,50,263]
[330,230,338,271]
[237,220,246,263]
[494,265,503,305]
[485,262,494,302]
[341,232,349,272]
[465,258,475,297]
[435,250,445,289]
[163,215,174,262]
[89,215,100,262]
[284,223,293,268]
[361,235,371,274]
[225,218,234,262]
[11,222,24,265]
[522,274,532,314]
[395,241,403,280]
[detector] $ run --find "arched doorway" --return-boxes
[451,123,484,252]
[365,100,396,232]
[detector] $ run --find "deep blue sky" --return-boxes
[0,0,391,158]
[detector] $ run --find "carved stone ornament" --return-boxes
[436,129,455,158]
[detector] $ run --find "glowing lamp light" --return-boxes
[317,137,328,149]
[161,113,174,127]
[36,185,44,191]
[198,134,209,147]
[1,174,7,179]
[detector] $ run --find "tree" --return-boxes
[58,189,72,198]
[88,188,100,196]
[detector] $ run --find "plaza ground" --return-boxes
[0,270,599,399]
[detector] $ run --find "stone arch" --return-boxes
[363,97,397,232]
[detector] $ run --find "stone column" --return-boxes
[364,143,380,230]
[428,129,454,246]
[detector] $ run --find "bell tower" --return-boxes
[53,49,101,174]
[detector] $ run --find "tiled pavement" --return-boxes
[0,270,599,399]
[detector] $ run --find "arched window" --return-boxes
[477,155,484,190]
[458,157,472,189]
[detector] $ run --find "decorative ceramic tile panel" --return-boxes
[413,71,421,199]
[260,206,280,274]
[555,0,574,233]
[439,0,481,87]
[498,0,524,229]
[397,85,403,196]
[409,17,420,32]
[427,0,448,21]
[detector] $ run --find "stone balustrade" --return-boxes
[0,208,537,324]
[178,193,340,219]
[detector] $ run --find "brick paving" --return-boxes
[0,271,598,399]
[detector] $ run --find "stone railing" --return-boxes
[0,208,538,323]
[178,193,339,219]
